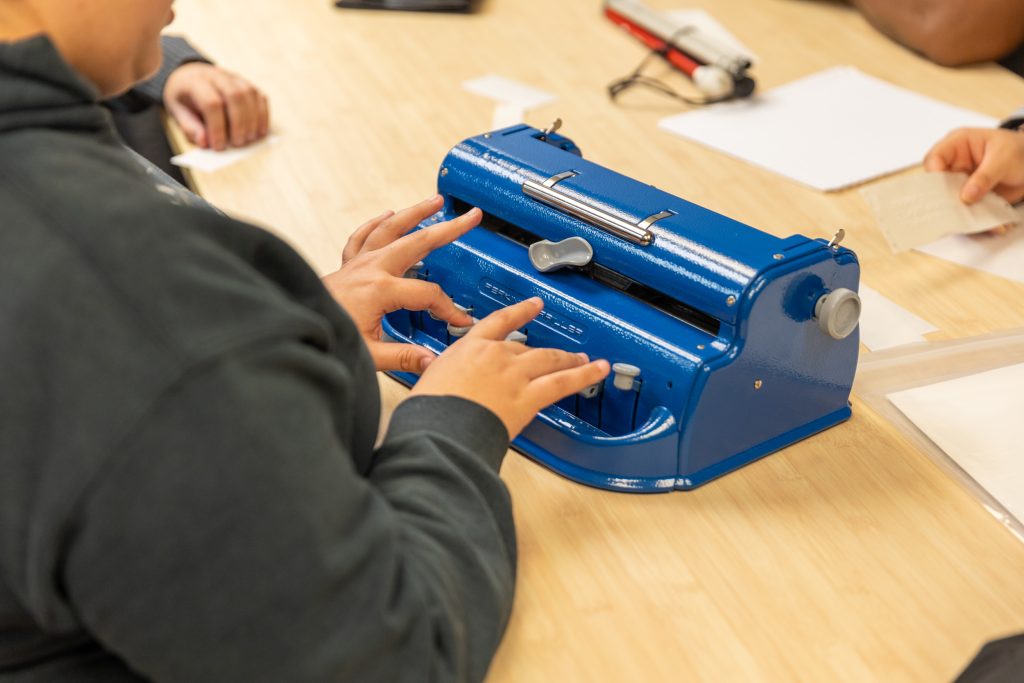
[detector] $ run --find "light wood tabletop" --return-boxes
[169,1,1024,680]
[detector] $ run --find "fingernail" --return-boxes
[529,296,543,307]
[431,194,443,203]
[576,352,590,362]
[419,355,435,372]
[380,209,394,219]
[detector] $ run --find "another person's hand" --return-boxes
[924,127,1024,205]
[411,298,611,438]
[322,195,476,373]
[163,62,270,150]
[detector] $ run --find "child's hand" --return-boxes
[322,195,476,373]
[924,127,1024,205]
[410,298,611,439]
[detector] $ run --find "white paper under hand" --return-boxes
[171,135,278,173]
[915,222,1024,285]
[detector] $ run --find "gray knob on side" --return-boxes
[814,288,861,340]
[612,363,641,391]
[528,236,593,273]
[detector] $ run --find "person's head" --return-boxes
[0,0,175,97]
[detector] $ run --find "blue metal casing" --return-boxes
[382,125,859,492]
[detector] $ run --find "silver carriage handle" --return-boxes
[521,171,673,246]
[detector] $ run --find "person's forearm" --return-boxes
[850,0,1024,66]
[64,341,517,682]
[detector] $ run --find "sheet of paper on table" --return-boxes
[171,135,279,173]
[462,74,557,130]
[856,284,938,351]
[658,66,996,191]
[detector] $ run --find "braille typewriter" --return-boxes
[382,123,861,492]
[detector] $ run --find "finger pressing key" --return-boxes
[530,360,611,407]
[518,348,587,380]
[388,279,472,326]
[469,298,544,340]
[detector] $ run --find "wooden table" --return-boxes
[169,1,1024,680]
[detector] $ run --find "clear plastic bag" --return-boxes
[855,327,1024,543]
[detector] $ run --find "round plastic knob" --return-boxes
[814,288,861,340]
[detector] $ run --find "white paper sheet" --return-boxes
[915,208,1024,284]
[665,9,757,63]
[170,135,278,173]
[491,102,526,129]
[462,74,556,109]
[658,66,996,191]
[856,284,938,351]
[888,363,1024,525]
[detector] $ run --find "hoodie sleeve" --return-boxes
[62,336,516,683]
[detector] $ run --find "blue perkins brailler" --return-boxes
[383,124,861,492]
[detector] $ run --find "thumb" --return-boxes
[167,100,208,148]
[962,170,996,204]
[369,341,435,373]
[962,146,1011,204]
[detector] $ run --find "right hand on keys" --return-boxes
[409,297,610,439]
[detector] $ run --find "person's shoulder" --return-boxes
[0,132,339,364]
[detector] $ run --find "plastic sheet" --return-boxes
[855,327,1024,543]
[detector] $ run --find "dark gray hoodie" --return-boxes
[0,35,514,683]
